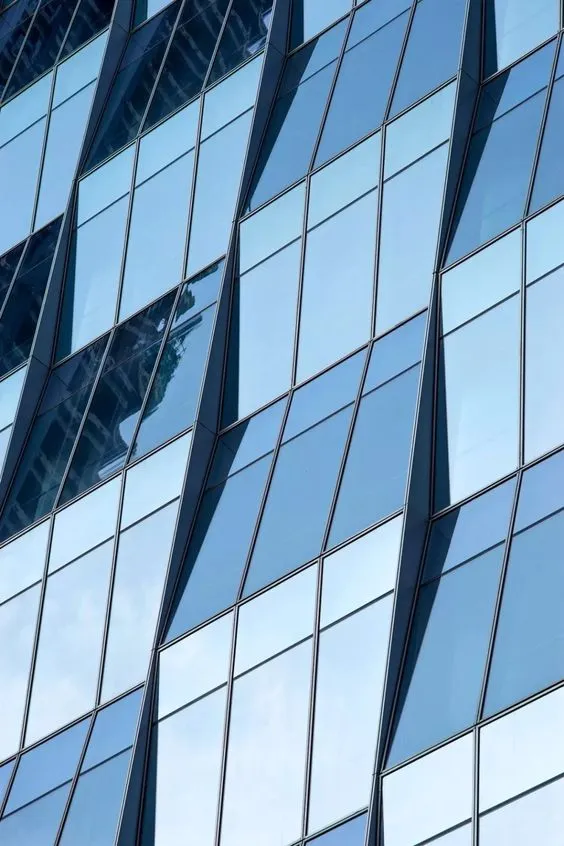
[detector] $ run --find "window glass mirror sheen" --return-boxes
[308,813,367,846]
[389,546,503,764]
[514,448,564,531]
[0,519,48,602]
[321,515,402,626]
[0,72,52,146]
[364,312,427,392]
[308,598,393,832]
[77,145,134,226]
[383,735,473,846]
[202,54,262,140]
[136,100,198,186]
[0,118,45,259]
[479,778,564,846]
[158,612,233,719]
[239,182,305,273]
[210,0,272,84]
[0,367,26,431]
[526,198,564,282]
[220,641,312,846]
[0,783,71,844]
[53,29,108,107]
[290,0,351,48]
[235,565,317,674]
[214,399,286,482]
[529,73,564,213]
[82,687,143,770]
[484,0,559,76]
[435,297,520,509]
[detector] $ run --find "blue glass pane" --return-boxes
[514,449,564,532]
[82,688,143,771]
[60,751,131,845]
[0,759,15,808]
[315,9,408,166]
[213,399,286,484]
[209,0,272,82]
[0,783,71,845]
[485,511,564,716]
[290,0,350,48]
[244,404,354,595]
[0,0,38,98]
[364,312,427,393]
[308,813,367,846]
[484,0,559,77]
[61,0,114,56]
[390,0,466,116]
[329,365,420,548]
[388,546,504,765]
[166,453,272,640]
[0,242,24,309]
[530,76,564,213]
[0,117,45,257]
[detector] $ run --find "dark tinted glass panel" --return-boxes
[0,242,24,310]
[209,0,272,83]
[82,689,142,770]
[530,76,564,213]
[0,0,38,97]
[61,0,114,56]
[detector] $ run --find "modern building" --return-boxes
[0,0,561,842]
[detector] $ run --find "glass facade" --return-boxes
[0,0,563,843]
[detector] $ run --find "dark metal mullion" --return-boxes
[288,170,310,386]
[300,556,323,838]
[1,0,43,102]
[180,86,206,286]
[472,716,479,846]
[29,64,57,232]
[54,0,82,65]
[212,608,239,846]
[0,233,32,325]
[112,131,143,324]
[370,112,386,338]
[201,0,234,90]
[518,222,527,470]
[381,0,418,124]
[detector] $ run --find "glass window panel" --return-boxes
[485,510,564,716]
[385,82,456,178]
[315,10,409,167]
[423,478,516,581]
[158,612,233,718]
[102,501,179,700]
[35,83,95,230]
[525,267,564,460]
[49,477,120,573]
[307,814,367,846]
[166,453,272,640]
[383,735,473,846]
[209,0,272,84]
[308,597,393,831]
[297,190,377,381]
[187,110,253,276]
[389,546,504,764]
[0,72,51,146]
[364,313,427,393]
[214,398,286,482]
[59,750,130,846]
[0,366,26,430]
[321,514,402,626]
[377,144,449,332]
[0,760,14,808]
[0,520,48,603]
[7,718,89,812]
[0,586,40,760]
[308,133,380,229]
[53,30,107,107]
[220,641,312,846]
[441,230,520,333]
[62,0,114,55]
[290,0,350,48]
[121,433,191,529]
[435,297,520,509]
[480,686,564,811]
[77,145,134,226]
[26,541,113,744]
[202,54,262,140]
[82,688,143,770]
[526,198,564,282]
[529,76,564,213]
[390,0,466,116]
[244,404,354,596]
[0,241,25,309]
[0,118,45,256]
[239,182,305,273]
[230,241,300,419]
[120,152,194,320]
[447,90,546,263]
[329,366,420,548]
[153,687,226,846]
[479,777,564,846]
[0,783,71,845]
[59,197,129,358]
[484,0,559,77]
[135,0,171,24]
[235,565,316,674]
[514,448,564,531]
[136,101,198,186]
[427,825,472,846]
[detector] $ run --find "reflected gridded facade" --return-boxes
[1,0,564,843]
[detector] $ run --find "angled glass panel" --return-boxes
[515,448,564,531]
[376,144,448,332]
[82,688,143,770]
[209,0,272,83]
[135,100,198,185]
[479,777,564,846]
[0,519,48,602]
[290,0,350,48]
[389,546,504,764]
[297,190,377,381]
[26,542,113,744]
[315,6,409,167]
[435,297,520,509]
[390,0,466,116]
[0,118,45,257]
[0,585,40,760]
[485,510,564,716]
[77,145,134,226]
[0,242,25,309]
[526,197,564,282]
[220,641,312,846]
[202,54,262,139]
[0,760,14,809]
[0,71,51,146]
[308,597,393,832]
[530,76,564,213]
[0,784,71,845]
[102,501,178,700]
[239,181,305,273]
[0,365,26,431]
[53,29,107,107]
[363,312,427,392]
[134,0,172,24]
[61,0,114,56]
[428,828,472,846]
[308,814,367,846]
[214,399,286,483]
[0,0,38,99]
[187,110,253,276]
[484,0,559,77]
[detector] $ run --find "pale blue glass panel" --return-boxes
[480,778,564,846]
[154,688,226,846]
[35,83,95,230]
[484,0,559,76]
[0,519,48,603]
[77,145,135,225]
[0,118,45,256]
[0,365,26,430]
[308,814,367,846]
[53,29,108,107]
[213,399,286,482]
[377,144,448,332]
[435,297,520,509]
[0,586,40,760]
[364,313,426,392]
[0,72,51,146]
[136,100,199,186]
[220,641,312,846]
[308,598,393,832]
[82,688,143,770]
[297,190,377,381]
[526,197,564,282]
[239,182,305,273]
[290,0,351,47]
[120,151,194,319]
[0,784,71,845]
[0,760,14,809]
[187,110,253,276]
[515,449,564,531]
[202,55,262,140]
